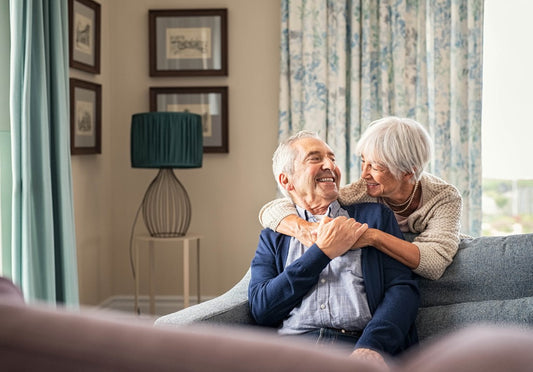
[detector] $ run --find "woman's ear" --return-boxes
[403,169,417,183]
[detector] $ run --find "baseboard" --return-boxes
[99,295,214,316]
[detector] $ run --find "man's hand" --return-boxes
[315,216,368,259]
[350,348,388,370]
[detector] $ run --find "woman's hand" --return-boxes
[294,219,318,247]
[350,348,388,370]
[315,217,368,259]
[275,215,318,247]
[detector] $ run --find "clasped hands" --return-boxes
[301,216,368,259]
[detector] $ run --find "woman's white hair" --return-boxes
[272,130,320,197]
[355,117,432,182]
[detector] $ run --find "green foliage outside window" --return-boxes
[482,179,533,236]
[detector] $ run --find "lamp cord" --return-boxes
[129,200,143,314]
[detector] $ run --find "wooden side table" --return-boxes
[134,234,202,315]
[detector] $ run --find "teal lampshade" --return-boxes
[131,112,203,168]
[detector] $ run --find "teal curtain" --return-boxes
[279,0,483,236]
[10,0,79,305]
[1,0,12,276]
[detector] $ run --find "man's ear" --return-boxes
[278,173,293,192]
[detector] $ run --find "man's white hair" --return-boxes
[272,130,321,198]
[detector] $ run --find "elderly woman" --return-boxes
[259,117,463,280]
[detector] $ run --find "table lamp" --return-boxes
[131,112,203,237]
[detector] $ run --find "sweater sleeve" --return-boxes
[258,198,297,230]
[259,179,369,230]
[411,182,462,280]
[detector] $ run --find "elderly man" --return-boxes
[248,131,419,365]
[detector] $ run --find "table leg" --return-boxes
[149,240,155,315]
[183,239,190,308]
[134,240,140,314]
[197,239,201,304]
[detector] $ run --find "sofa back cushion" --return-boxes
[419,233,533,307]
[416,233,533,341]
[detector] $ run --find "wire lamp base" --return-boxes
[142,168,191,237]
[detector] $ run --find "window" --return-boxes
[482,0,533,235]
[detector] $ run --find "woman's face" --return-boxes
[360,155,404,198]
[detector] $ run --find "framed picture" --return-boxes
[69,0,101,74]
[149,9,228,77]
[150,87,228,153]
[70,78,102,155]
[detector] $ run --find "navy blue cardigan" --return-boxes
[248,203,419,356]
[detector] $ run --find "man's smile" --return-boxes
[316,177,335,183]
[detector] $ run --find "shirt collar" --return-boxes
[295,200,342,222]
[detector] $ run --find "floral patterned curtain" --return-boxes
[279,0,484,236]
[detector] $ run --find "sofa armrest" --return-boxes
[155,269,254,327]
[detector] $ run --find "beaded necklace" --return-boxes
[382,181,419,214]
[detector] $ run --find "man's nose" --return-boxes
[322,158,335,170]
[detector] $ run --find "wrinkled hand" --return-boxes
[315,216,368,259]
[350,228,374,249]
[294,220,318,247]
[350,348,388,370]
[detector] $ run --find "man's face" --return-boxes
[284,137,341,212]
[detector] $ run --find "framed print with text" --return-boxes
[149,9,228,77]
[69,0,101,74]
[150,87,228,153]
[70,78,102,155]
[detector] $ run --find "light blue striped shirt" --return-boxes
[279,201,372,335]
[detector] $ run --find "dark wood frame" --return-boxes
[68,0,101,74]
[149,9,228,77]
[70,78,102,155]
[150,86,228,153]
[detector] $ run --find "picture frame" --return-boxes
[150,87,228,153]
[69,0,101,74]
[149,9,228,77]
[70,78,102,155]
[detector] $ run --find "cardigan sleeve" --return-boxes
[356,251,420,355]
[349,204,419,356]
[248,229,331,327]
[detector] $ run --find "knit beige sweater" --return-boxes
[259,172,463,280]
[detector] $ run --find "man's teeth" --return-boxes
[317,177,334,182]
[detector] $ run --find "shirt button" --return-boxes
[320,278,326,284]
[320,304,326,309]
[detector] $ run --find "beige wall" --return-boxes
[72,0,281,306]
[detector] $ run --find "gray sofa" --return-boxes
[155,233,533,342]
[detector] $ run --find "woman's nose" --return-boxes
[361,163,371,178]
